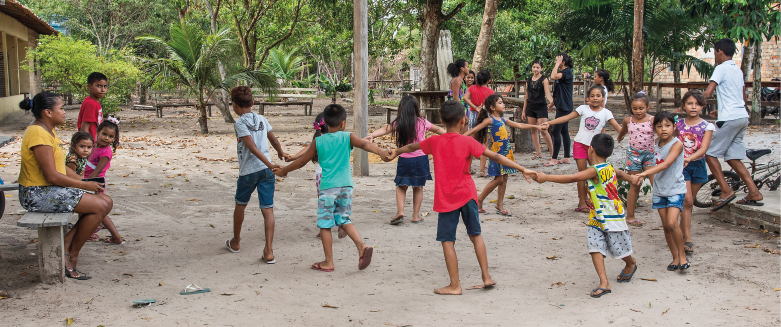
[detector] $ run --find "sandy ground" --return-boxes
[0,98,779,326]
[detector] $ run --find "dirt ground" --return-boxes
[0,97,779,326]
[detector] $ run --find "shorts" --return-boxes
[19,185,86,213]
[652,193,685,211]
[467,110,479,130]
[706,118,748,161]
[573,141,590,160]
[625,147,655,171]
[525,103,549,119]
[317,186,353,229]
[682,159,708,184]
[395,155,432,187]
[235,168,275,209]
[436,199,481,242]
[587,228,633,259]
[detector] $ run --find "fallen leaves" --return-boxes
[66,318,74,325]
[85,298,93,304]
[187,199,199,202]
[662,308,669,315]
[640,278,657,282]
[551,282,563,286]
[630,308,643,313]
[18,272,28,277]
[123,273,134,277]
[546,254,559,260]
[421,212,429,217]
[773,288,780,292]
[485,218,506,222]
[507,195,515,199]
[322,304,339,309]
[506,234,520,237]
[745,244,760,248]
[220,293,234,296]
[29,239,38,244]
[763,248,780,255]
[489,199,497,203]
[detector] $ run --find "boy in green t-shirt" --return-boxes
[533,133,641,298]
[274,104,392,272]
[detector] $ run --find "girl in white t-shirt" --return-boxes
[544,86,622,212]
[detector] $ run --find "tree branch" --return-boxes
[441,2,466,22]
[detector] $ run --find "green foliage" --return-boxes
[262,48,305,86]
[368,89,376,105]
[616,167,652,206]
[24,35,141,115]
[318,74,353,104]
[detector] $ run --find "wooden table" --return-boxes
[401,90,450,123]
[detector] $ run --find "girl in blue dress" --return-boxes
[465,94,543,216]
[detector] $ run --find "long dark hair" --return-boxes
[311,111,329,163]
[447,59,468,78]
[476,70,491,86]
[474,94,502,144]
[559,53,573,68]
[97,117,120,152]
[19,92,62,119]
[595,69,615,92]
[392,95,421,148]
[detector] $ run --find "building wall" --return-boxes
[0,11,37,125]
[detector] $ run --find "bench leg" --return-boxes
[260,104,265,116]
[208,105,212,117]
[37,226,65,284]
[387,110,391,124]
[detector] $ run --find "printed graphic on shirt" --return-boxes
[654,150,665,165]
[584,116,600,131]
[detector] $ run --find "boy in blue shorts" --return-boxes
[274,104,391,272]
[225,86,287,264]
[389,100,536,295]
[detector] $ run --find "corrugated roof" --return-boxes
[0,0,57,35]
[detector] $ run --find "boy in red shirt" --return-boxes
[388,100,536,295]
[78,72,108,140]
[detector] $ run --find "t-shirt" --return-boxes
[676,119,715,161]
[420,133,485,213]
[602,85,609,107]
[586,162,627,232]
[653,138,687,197]
[77,96,103,141]
[709,60,748,121]
[397,117,432,158]
[553,67,573,112]
[316,131,353,190]
[19,125,67,187]
[84,146,113,178]
[66,151,87,176]
[526,75,548,105]
[574,105,614,145]
[466,85,495,111]
[234,113,272,176]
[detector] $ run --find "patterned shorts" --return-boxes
[19,185,86,213]
[317,186,353,229]
[625,147,655,171]
[587,228,633,259]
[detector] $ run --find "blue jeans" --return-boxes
[652,194,685,211]
[235,169,275,209]
[436,199,481,242]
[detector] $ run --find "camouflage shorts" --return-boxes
[316,186,353,229]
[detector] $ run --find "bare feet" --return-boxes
[467,278,497,290]
[337,226,348,239]
[434,285,462,295]
[262,247,274,262]
[559,158,572,164]
[411,216,423,223]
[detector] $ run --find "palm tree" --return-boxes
[138,20,275,134]
[262,47,305,87]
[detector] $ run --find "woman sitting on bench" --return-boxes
[18,92,113,280]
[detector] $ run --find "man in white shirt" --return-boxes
[703,38,763,210]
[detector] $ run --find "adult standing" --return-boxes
[447,59,470,110]
[704,38,763,210]
[464,70,496,176]
[547,53,574,166]
[522,60,554,161]
[18,92,113,280]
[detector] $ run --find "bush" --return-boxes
[24,35,141,115]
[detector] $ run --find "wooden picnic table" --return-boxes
[401,91,450,123]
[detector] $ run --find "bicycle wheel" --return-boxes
[694,171,742,208]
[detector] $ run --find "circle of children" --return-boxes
[17,38,763,297]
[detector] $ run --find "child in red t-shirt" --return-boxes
[77,72,108,140]
[389,100,536,295]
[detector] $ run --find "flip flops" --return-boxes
[103,237,125,245]
[495,207,513,216]
[590,288,611,298]
[225,239,240,253]
[358,247,373,270]
[311,262,334,272]
[262,257,276,264]
[711,194,737,211]
[627,220,644,227]
[65,268,92,280]
[574,206,589,213]
[180,284,211,295]
[478,209,488,214]
[616,265,638,283]
[390,215,404,225]
[684,242,694,254]
[736,197,764,206]
[411,219,424,224]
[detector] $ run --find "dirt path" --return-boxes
[0,99,778,326]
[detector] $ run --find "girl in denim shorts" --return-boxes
[637,112,689,272]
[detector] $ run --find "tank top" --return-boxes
[628,116,654,151]
[653,138,687,197]
[527,75,548,105]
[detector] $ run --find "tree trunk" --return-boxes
[750,41,762,125]
[471,0,499,73]
[198,103,209,134]
[419,0,466,109]
[631,0,645,96]
[205,0,236,123]
[740,43,753,83]
[139,85,147,105]
[673,59,681,107]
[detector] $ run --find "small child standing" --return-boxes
[66,132,94,176]
[544,86,623,213]
[466,94,543,216]
[83,117,122,244]
[391,100,536,295]
[676,90,714,254]
[77,72,107,141]
[365,95,445,224]
[533,133,640,298]
[638,112,690,271]
[275,104,389,272]
[225,86,287,264]
[617,91,655,226]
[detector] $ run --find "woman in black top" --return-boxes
[546,53,574,167]
[521,60,554,160]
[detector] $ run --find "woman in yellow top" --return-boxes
[18,92,113,280]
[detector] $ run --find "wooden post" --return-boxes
[655,83,663,113]
[352,0,369,176]
[38,226,65,284]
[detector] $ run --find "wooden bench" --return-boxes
[17,212,74,283]
[147,90,219,118]
[0,183,19,219]
[383,106,441,124]
[252,88,318,116]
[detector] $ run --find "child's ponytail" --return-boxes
[474,94,502,144]
[311,112,329,163]
[97,116,121,152]
[476,70,491,86]
[596,69,615,93]
[447,59,467,78]
[630,90,650,107]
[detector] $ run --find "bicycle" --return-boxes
[694,149,781,208]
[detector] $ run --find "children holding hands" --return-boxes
[617,91,655,226]
[274,104,389,272]
[532,133,641,298]
[388,100,536,295]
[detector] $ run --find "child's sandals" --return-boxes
[495,207,512,216]
[478,208,489,214]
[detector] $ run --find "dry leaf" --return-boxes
[119,174,130,177]
[159,282,163,286]
[640,278,657,282]
[187,199,199,202]
[773,288,780,292]
[255,291,260,295]
[220,293,234,296]
[85,298,93,304]
[763,248,780,255]
[209,224,215,228]
[507,195,516,199]
[322,304,339,309]
[66,318,74,325]
[662,308,669,315]
[506,234,520,237]
[745,244,760,248]
[372,210,379,213]
[551,282,563,286]
[546,254,558,260]
[124,273,134,277]
[651,227,663,230]
[421,212,429,217]
[29,239,38,244]
[489,199,497,203]
[18,272,28,276]
[485,218,506,221]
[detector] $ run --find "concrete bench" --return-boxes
[17,212,74,283]
[252,88,318,116]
